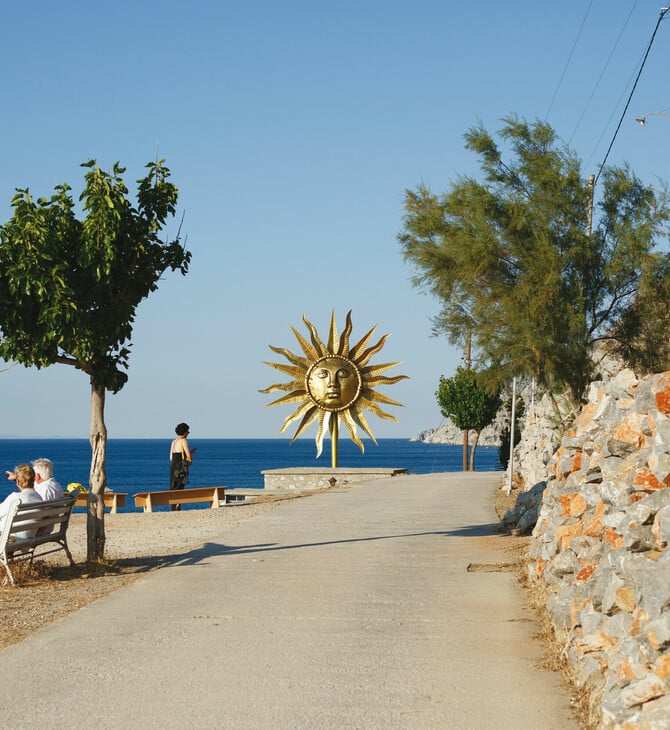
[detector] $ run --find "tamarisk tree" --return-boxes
[0,160,191,560]
[400,116,670,415]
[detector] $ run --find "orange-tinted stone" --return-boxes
[605,528,624,549]
[572,450,582,473]
[612,419,645,449]
[617,657,636,683]
[655,381,670,415]
[654,655,670,680]
[575,563,597,582]
[569,494,587,517]
[615,586,636,613]
[634,469,666,491]
[555,519,584,551]
[575,402,597,427]
[559,493,576,516]
[584,502,607,538]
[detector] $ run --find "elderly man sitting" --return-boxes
[32,458,65,501]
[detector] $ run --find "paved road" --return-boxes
[0,472,578,729]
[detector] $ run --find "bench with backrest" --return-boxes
[0,494,76,586]
[133,486,226,513]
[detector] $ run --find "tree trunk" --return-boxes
[87,382,107,562]
[462,430,469,471]
[469,430,481,471]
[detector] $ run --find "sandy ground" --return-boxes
[0,485,523,652]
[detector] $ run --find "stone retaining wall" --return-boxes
[527,370,670,728]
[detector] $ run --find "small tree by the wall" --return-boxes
[436,367,501,471]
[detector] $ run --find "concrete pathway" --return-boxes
[0,472,578,729]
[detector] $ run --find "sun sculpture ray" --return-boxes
[260,310,408,466]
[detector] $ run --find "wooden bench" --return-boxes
[0,495,76,586]
[133,486,226,513]
[73,491,127,514]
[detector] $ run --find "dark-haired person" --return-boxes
[169,423,195,511]
[0,464,42,539]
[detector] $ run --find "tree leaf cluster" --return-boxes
[0,160,191,392]
[436,366,501,470]
[436,367,501,432]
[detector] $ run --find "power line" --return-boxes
[594,6,670,185]
[568,0,640,145]
[545,0,595,120]
[584,47,645,169]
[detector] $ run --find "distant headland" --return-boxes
[410,420,501,447]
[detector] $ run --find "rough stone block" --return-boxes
[619,673,666,708]
[554,518,584,551]
[615,585,637,614]
[602,573,624,614]
[652,504,670,547]
[602,612,633,641]
[624,526,657,553]
[645,614,670,651]
[637,694,670,728]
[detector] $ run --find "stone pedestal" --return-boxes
[261,467,407,492]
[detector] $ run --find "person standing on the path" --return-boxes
[169,423,195,512]
[32,458,65,501]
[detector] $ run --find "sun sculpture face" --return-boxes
[260,310,408,458]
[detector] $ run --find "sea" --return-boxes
[0,438,503,513]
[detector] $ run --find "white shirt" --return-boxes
[35,477,64,501]
[0,488,43,539]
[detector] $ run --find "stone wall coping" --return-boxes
[261,467,407,476]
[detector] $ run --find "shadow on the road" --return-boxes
[154,521,503,567]
[69,521,503,577]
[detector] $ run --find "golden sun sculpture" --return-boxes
[260,310,408,467]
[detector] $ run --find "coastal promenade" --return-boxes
[0,472,578,729]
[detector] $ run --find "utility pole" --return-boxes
[506,376,517,495]
[462,330,472,471]
[586,174,595,236]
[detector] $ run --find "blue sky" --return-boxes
[1,0,669,440]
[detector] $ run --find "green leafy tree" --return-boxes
[436,367,501,471]
[400,116,670,420]
[0,160,191,560]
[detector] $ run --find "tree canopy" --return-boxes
[436,367,501,471]
[400,116,670,412]
[0,159,191,559]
